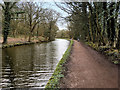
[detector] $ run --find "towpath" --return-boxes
[60,40,119,89]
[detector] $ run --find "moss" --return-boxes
[86,42,98,50]
[45,39,73,89]
[98,46,110,52]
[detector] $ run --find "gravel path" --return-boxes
[60,40,119,89]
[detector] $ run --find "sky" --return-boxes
[42,2,69,30]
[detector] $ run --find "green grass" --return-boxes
[45,39,73,89]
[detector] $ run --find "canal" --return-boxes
[1,39,70,89]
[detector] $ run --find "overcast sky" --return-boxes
[42,2,69,30]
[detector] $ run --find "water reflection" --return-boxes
[1,39,69,89]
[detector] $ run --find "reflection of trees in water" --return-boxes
[2,45,35,88]
[32,42,56,71]
[14,45,34,71]
[33,44,47,68]
[2,48,16,88]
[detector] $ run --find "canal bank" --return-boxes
[45,39,73,88]
[1,37,49,49]
[2,41,48,49]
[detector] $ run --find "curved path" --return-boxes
[60,40,119,89]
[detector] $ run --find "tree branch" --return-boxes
[0,3,5,10]
[10,2,17,9]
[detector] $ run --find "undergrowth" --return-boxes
[86,42,120,64]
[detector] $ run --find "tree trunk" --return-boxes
[102,2,107,45]
[116,24,120,50]
[110,3,115,47]
[28,31,32,42]
[3,4,11,44]
[87,3,93,42]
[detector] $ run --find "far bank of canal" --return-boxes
[1,39,71,89]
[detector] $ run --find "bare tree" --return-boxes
[44,9,60,41]
[21,2,45,42]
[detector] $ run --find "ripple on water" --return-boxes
[2,39,70,88]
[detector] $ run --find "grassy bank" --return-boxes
[2,41,48,49]
[1,37,49,49]
[1,37,70,49]
[86,42,120,64]
[2,42,35,49]
[45,39,73,89]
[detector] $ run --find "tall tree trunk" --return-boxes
[115,2,120,47]
[102,2,107,45]
[3,3,11,44]
[87,3,93,42]
[116,20,120,50]
[82,3,88,40]
[116,24,120,50]
[110,3,115,47]
[107,19,111,44]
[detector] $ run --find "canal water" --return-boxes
[1,39,70,89]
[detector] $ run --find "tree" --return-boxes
[21,2,45,42]
[56,29,70,38]
[57,1,120,50]
[1,2,16,44]
[44,9,60,41]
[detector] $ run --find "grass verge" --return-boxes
[45,39,73,89]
